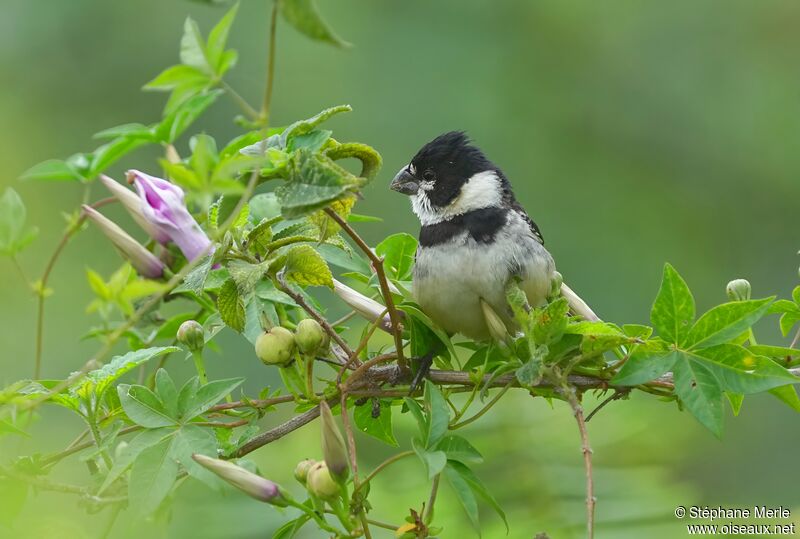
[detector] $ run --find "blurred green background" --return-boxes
[2,0,800,537]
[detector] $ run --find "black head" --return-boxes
[390,131,497,208]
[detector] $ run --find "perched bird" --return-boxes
[390,131,596,343]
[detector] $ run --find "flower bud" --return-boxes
[306,461,340,501]
[332,279,396,332]
[294,459,316,485]
[319,400,349,483]
[480,299,509,343]
[726,279,751,302]
[177,320,204,352]
[255,327,296,366]
[99,174,170,244]
[294,319,328,355]
[82,205,164,278]
[191,454,289,506]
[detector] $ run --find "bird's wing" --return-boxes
[510,201,544,244]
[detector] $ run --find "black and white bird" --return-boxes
[390,131,596,342]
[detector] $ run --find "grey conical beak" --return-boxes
[390,167,419,195]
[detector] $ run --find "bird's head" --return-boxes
[390,131,508,225]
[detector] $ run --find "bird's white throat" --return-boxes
[410,170,503,225]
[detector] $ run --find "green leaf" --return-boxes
[99,428,173,494]
[89,137,148,177]
[171,425,218,484]
[281,244,333,288]
[424,380,449,448]
[246,218,274,256]
[155,91,222,143]
[280,0,350,47]
[20,159,83,182]
[174,255,214,295]
[401,303,457,360]
[353,399,398,446]
[206,2,239,74]
[177,377,201,418]
[443,461,480,531]
[118,384,178,428]
[769,385,800,413]
[435,435,483,464]
[0,188,38,256]
[155,369,179,418]
[780,312,800,337]
[78,347,178,402]
[403,397,427,436]
[622,324,654,339]
[672,352,724,437]
[412,438,447,480]
[144,65,209,91]
[533,297,571,346]
[651,263,695,346]
[227,259,268,295]
[128,435,179,516]
[180,17,211,73]
[691,345,798,394]
[749,345,800,359]
[276,149,364,218]
[611,350,678,386]
[685,298,773,349]
[272,516,311,539]
[180,378,244,421]
[217,279,246,332]
[446,460,508,531]
[375,233,417,280]
[515,344,548,386]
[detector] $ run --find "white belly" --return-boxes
[412,215,555,341]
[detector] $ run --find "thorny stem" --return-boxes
[324,208,407,369]
[261,0,279,124]
[33,197,115,379]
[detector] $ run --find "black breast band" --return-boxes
[419,207,508,247]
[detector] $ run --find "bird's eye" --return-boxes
[422,170,435,182]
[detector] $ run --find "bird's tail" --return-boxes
[561,283,600,322]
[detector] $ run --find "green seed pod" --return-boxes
[306,462,340,501]
[294,319,328,355]
[319,400,350,483]
[255,327,296,366]
[726,279,751,302]
[177,320,205,352]
[294,459,316,485]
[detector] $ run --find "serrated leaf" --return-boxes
[174,255,213,295]
[651,263,695,346]
[118,384,178,428]
[246,218,274,256]
[281,0,350,47]
[128,435,179,516]
[281,245,333,288]
[375,233,417,280]
[353,400,397,446]
[217,279,246,332]
[227,259,268,295]
[685,298,773,349]
[516,344,547,386]
[78,347,178,402]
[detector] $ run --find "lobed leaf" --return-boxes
[651,263,695,346]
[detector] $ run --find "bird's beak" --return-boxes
[390,167,419,195]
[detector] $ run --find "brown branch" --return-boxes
[234,401,328,457]
[324,208,407,369]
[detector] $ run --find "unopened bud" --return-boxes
[480,299,509,343]
[294,319,328,355]
[294,459,316,485]
[255,327,296,366]
[726,279,751,302]
[191,454,289,506]
[319,401,349,483]
[177,320,204,352]
[306,462,340,501]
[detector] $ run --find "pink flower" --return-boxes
[126,170,211,262]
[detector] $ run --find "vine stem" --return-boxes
[353,450,414,494]
[449,383,512,430]
[261,0,279,123]
[424,474,441,525]
[32,197,115,379]
[560,382,595,539]
[323,208,406,369]
[219,80,260,121]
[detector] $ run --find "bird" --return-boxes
[390,131,596,344]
